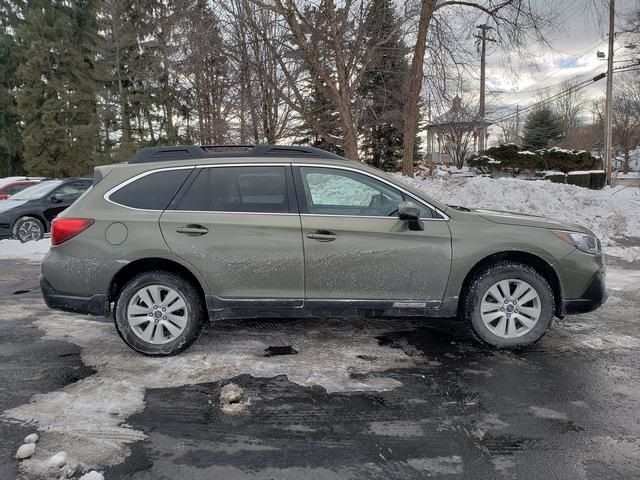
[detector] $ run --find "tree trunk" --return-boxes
[624,150,630,174]
[342,121,359,161]
[402,0,437,177]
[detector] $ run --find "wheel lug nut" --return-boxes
[504,300,508,304]
[500,308,504,311]
[162,308,166,311]
[512,301,517,305]
[163,316,167,320]
[148,313,153,316]
[153,305,158,309]
[515,309,518,313]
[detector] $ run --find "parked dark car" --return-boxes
[0,178,92,242]
[0,179,43,200]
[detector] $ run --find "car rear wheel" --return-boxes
[114,271,206,356]
[13,216,45,243]
[463,261,554,348]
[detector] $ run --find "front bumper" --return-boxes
[40,274,107,316]
[560,270,608,315]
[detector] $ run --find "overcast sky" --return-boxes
[457,0,639,119]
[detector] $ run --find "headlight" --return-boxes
[552,230,600,255]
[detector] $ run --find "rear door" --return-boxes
[294,165,451,305]
[160,164,305,307]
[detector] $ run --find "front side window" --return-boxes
[11,181,62,201]
[110,169,191,210]
[176,166,289,213]
[299,167,405,217]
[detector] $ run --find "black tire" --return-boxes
[462,261,554,349]
[114,271,206,356]
[13,216,45,243]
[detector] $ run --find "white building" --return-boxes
[613,147,640,172]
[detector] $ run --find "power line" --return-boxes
[489,62,640,124]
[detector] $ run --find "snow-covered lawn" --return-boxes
[0,175,638,261]
[398,175,640,260]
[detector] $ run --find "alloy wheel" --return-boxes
[17,220,43,242]
[126,285,189,344]
[480,279,542,339]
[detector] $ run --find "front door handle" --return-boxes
[176,224,209,236]
[306,230,337,242]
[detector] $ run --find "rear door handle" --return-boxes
[176,224,209,236]
[306,230,337,242]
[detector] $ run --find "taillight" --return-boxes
[0,194,8,200]
[51,218,95,246]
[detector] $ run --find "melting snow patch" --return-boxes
[219,383,250,416]
[24,433,39,444]
[0,239,50,260]
[47,451,68,468]
[406,455,464,475]
[529,406,568,420]
[1,307,410,476]
[79,471,105,480]
[15,443,35,459]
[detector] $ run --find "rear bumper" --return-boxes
[40,274,107,316]
[560,270,608,315]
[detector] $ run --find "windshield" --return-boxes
[9,181,63,201]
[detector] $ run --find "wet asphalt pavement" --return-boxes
[0,257,639,479]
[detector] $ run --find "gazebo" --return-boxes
[425,96,492,165]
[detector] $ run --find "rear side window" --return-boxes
[176,166,289,213]
[110,169,191,210]
[55,181,92,201]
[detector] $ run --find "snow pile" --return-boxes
[0,239,50,260]
[15,443,35,459]
[79,472,105,480]
[219,383,250,416]
[47,451,68,468]
[398,175,640,258]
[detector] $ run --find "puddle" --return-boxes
[264,345,298,357]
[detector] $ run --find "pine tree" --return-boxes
[16,0,99,177]
[522,107,564,150]
[293,4,345,155]
[0,27,23,176]
[295,83,344,156]
[358,0,410,170]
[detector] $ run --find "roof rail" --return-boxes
[128,144,347,164]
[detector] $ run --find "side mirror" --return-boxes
[50,193,63,203]
[398,201,424,231]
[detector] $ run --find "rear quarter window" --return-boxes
[109,169,191,210]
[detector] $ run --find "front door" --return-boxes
[294,165,451,305]
[160,165,304,307]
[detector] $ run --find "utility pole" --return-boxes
[604,0,615,185]
[515,104,520,144]
[475,24,496,152]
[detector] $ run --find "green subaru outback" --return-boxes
[40,145,607,355]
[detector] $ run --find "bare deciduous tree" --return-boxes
[612,73,640,173]
[402,0,553,176]
[552,79,587,136]
[248,0,402,160]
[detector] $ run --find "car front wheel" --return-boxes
[463,261,554,348]
[114,271,206,356]
[13,216,45,243]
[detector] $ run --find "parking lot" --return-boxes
[1,255,639,479]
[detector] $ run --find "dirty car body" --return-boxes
[39,145,607,355]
